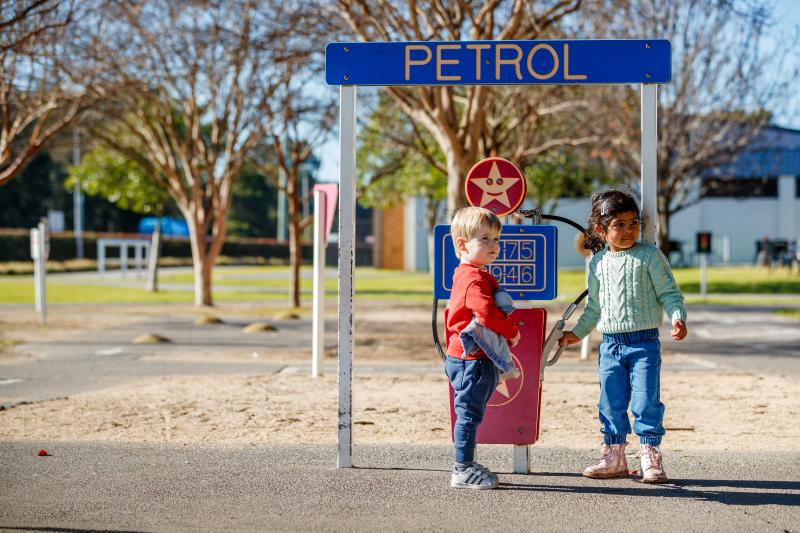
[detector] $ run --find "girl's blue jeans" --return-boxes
[598,329,665,446]
[445,356,499,464]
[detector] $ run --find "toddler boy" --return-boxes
[445,206,521,489]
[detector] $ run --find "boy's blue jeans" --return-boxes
[598,329,665,446]
[445,356,499,464]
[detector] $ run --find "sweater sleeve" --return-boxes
[465,279,519,339]
[648,248,687,322]
[571,259,601,339]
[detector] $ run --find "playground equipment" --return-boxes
[430,166,604,473]
[326,38,671,469]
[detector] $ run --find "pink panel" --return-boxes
[312,183,338,241]
[449,308,546,445]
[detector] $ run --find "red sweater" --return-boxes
[445,263,519,359]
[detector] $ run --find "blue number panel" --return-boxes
[433,225,557,300]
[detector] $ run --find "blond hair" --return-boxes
[450,206,502,254]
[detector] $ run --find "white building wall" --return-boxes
[548,195,795,269]
[670,198,780,266]
[778,175,797,242]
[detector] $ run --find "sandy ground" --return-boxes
[1,303,799,452]
[1,365,797,452]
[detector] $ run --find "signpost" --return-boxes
[312,183,339,378]
[30,219,49,325]
[697,231,712,297]
[326,38,671,470]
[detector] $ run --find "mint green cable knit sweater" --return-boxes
[571,242,687,339]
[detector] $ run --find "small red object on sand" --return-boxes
[37,449,49,456]
[629,469,639,475]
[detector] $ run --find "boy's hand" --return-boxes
[558,331,581,346]
[671,319,687,340]
[509,331,521,347]
[499,367,521,382]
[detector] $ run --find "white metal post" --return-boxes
[277,169,287,242]
[312,189,327,378]
[32,221,47,325]
[134,243,143,276]
[120,245,128,277]
[513,445,530,474]
[700,253,708,297]
[640,84,658,245]
[338,85,357,469]
[98,241,106,274]
[72,128,84,259]
[580,255,591,361]
[31,228,42,315]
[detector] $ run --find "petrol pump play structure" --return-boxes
[325,38,671,469]
[430,156,605,473]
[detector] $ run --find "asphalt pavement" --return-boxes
[0,299,798,531]
[1,442,797,532]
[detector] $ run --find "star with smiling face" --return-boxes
[470,162,521,209]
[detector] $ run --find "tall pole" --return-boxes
[32,219,48,324]
[640,84,658,245]
[277,168,287,242]
[73,128,84,259]
[337,85,356,469]
[302,171,311,241]
[312,189,327,377]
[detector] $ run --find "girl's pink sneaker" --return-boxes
[583,443,629,479]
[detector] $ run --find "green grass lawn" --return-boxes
[775,309,800,320]
[673,266,800,294]
[0,265,797,306]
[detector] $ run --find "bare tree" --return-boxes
[332,0,583,214]
[86,0,303,306]
[253,61,336,308]
[0,0,97,186]
[0,0,76,51]
[578,0,798,252]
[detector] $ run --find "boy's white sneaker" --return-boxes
[450,463,499,489]
[583,443,629,479]
[640,444,668,483]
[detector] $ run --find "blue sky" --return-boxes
[317,2,800,181]
[770,0,800,129]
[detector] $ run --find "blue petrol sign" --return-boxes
[433,225,557,301]
[326,39,670,86]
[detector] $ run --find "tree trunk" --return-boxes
[445,151,470,216]
[656,198,671,258]
[287,173,302,308]
[146,220,161,292]
[186,215,214,307]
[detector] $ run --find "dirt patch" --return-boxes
[1,301,798,452]
[1,368,796,452]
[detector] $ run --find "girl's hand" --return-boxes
[558,331,581,346]
[671,319,687,340]
[509,331,521,347]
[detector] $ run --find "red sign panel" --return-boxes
[448,308,546,445]
[464,157,527,217]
